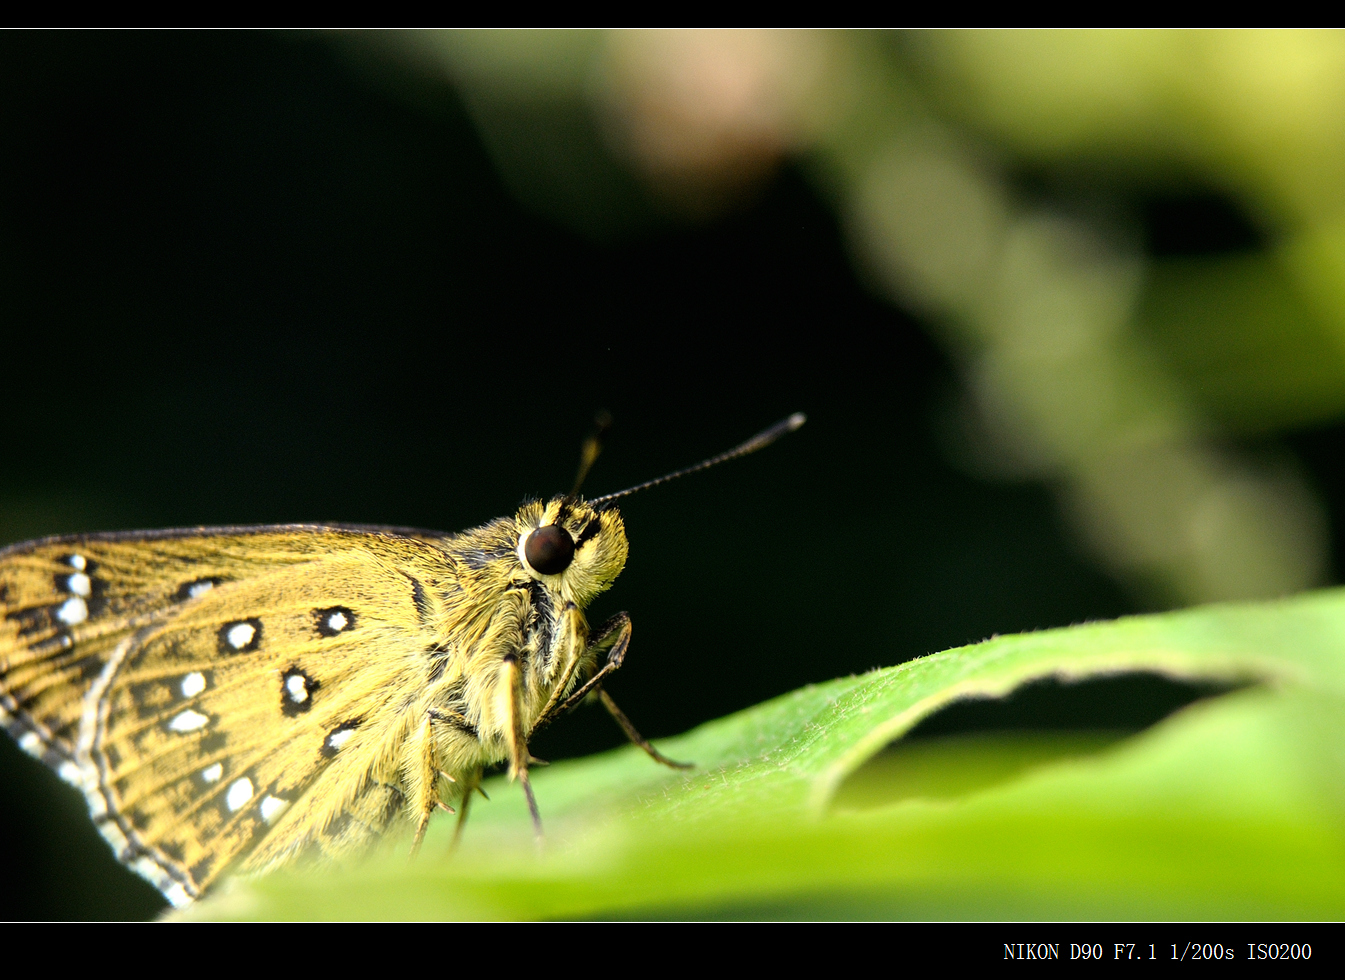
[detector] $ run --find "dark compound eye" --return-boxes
[524,525,575,576]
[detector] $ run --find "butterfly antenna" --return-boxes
[569,410,613,498]
[589,413,806,507]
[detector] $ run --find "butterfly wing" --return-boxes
[0,525,460,906]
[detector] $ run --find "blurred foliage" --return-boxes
[384,29,1345,608]
[184,590,1345,920]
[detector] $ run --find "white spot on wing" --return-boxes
[180,672,207,698]
[326,727,355,753]
[68,554,86,571]
[260,795,288,823]
[163,883,193,908]
[66,572,91,596]
[226,622,256,649]
[168,709,210,733]
[201,762,224,783]
[226,777,254,812]
[18,731,41,755]
[285,673,309,703]
[327,610,348,632]
[133,856,167,885]
[188,580,214,599]
[56,596,88,625]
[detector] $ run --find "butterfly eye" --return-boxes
[524,525,574,576]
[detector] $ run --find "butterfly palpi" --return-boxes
[0,414,804,907]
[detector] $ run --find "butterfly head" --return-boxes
[514,496,628,607]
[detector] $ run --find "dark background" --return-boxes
[3,33,1333,919]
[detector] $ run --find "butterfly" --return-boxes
[0,414,803,908]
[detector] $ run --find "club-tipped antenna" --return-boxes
[569,410,613,498]
[589,413,806,507]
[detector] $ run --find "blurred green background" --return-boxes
[5,30,1345,918]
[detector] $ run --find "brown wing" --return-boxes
[0,525,458,906]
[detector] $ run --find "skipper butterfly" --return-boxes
[0,414,804,906]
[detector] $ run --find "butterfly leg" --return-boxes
[450,768,481,851]
[409,716,447,858]
[530,600,591,729]
[532,613,691,769]
[502,653,543,842]
[596,687,692,770]
[537,611,632,725]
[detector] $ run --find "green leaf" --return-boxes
[181,589,1345,920]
